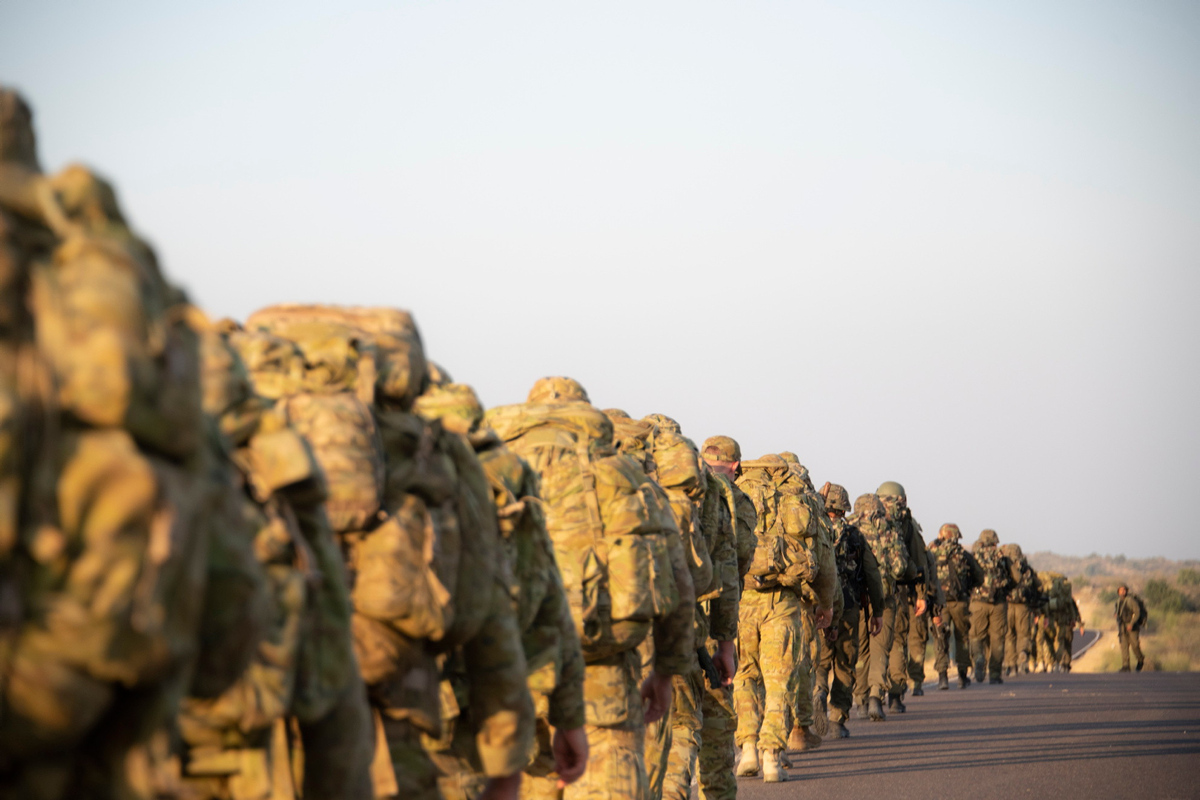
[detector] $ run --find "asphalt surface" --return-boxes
[737,670,1200,800]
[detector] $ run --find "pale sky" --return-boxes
[3,1,1197,558]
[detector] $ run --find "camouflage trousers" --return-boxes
[1034,618,1057,671]
[888,596,911,698]
[697,672,736,800]
[1054,616,1075,669]
[644,666,706,800]
[907,604,929,686]
[933,601,972,678]
[734,588,802,751]
[1003,603,1033,671]
[1118,626,1143,670]
[970,600,1008,680]
[569,651,648,800]
[816,603,860,722]
[854,595,896,704]
[790,603,817,728]
[378,717,440,800]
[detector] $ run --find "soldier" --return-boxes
[969,529,1014,684]
[814,483,884,739]
[907,542,943,696]
[1001,543,1039,677]
[411,381,589,800]
[732,455,809,782]
[850,494,905,722]
[698,436,755,800]
[1114,584,1147,673]
[927,524,981,689]
[486,377,696,800]
[0,87,218,798]
[774,454,836,757]
[875,482,929,713]
[1054,580,1084,672]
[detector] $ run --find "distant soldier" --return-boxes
[876,482,929,713]
[1054,579,1084,672]
[1001,543,1039,676]
[850,494,907,722]
[814,484,884,738]
[928,524,982,689]
[969,530,1015,684]
[1114,584,1147,672]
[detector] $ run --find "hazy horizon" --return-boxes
[3,1,1197,559]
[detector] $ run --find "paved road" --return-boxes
[737,672,1200,800]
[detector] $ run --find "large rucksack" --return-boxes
[847,495,908,599]
[971,545,1011,603]
[486,401,681,662]
[735,463,816,592]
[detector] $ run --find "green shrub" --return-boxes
[1099,588,1118,604]
[1144,579,1195,613]
[1178,568,1200,586]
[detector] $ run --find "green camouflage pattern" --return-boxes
[848,494,906,598]
[733,588,802,751]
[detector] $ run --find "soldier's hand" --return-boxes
[869,616,883,636]
[479,773,522,800]
[641,670,674,724]
[815,606,833,629]
[715,640,737,686]
[553,726,589,788]
[914,598,927,618]
[932,615,942,626]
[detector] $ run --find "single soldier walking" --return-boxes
[814,484,884,738]
[969,530,1013,684]
[1114,584,1147,672]
[928,524,982,689]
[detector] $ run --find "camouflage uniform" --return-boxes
[1054,590,1082,671]
[814,485,885,728]
[733,457,807,771]
[0,90,221,798]
[411,383,587,800]
[928,524,982,686]
[487,379,696,800]
[876,483,929,707]
[1000,543,1038,675]
[1114,588,1146,672]
[969,530,1013,682]
[849,495,903,718]
[698,438,756,800]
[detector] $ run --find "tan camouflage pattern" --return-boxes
[733,588,802,751]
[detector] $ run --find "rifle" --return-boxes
[697,647,722,689]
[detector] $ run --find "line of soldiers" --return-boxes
[0,87,1089,800]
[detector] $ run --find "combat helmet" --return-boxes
[412,382,484,435]
[822,483,851,514]
[527,376,590,404]
[852,493,887,519]
[1000,542,1023,561]
[977,528,999,547]
[643,413,681,434]
[702,435,741,464]
[876,481,906,501]
[938,523,962,541]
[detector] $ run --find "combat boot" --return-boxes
[828,719,850,739]
[887,694,906,713]
[1136,658,1145,672]
[958,673,970,689]
[868,696,886,721]
[975,660,987,683]
[736,740,759,777]
[762,750,788,783]
[988,675,1004,685]
[855,701,870,720]
[912,683,924,696]
[937,672,950,691]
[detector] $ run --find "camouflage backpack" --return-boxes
[1000,543,1037,604]
[971,543,1011,603]
[830,517,867,609]
[930,539,974,602]
[486,400,681,662]
[847,494,908,598]
[735,458,816,592]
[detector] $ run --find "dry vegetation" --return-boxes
[1030,553,1200,673]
